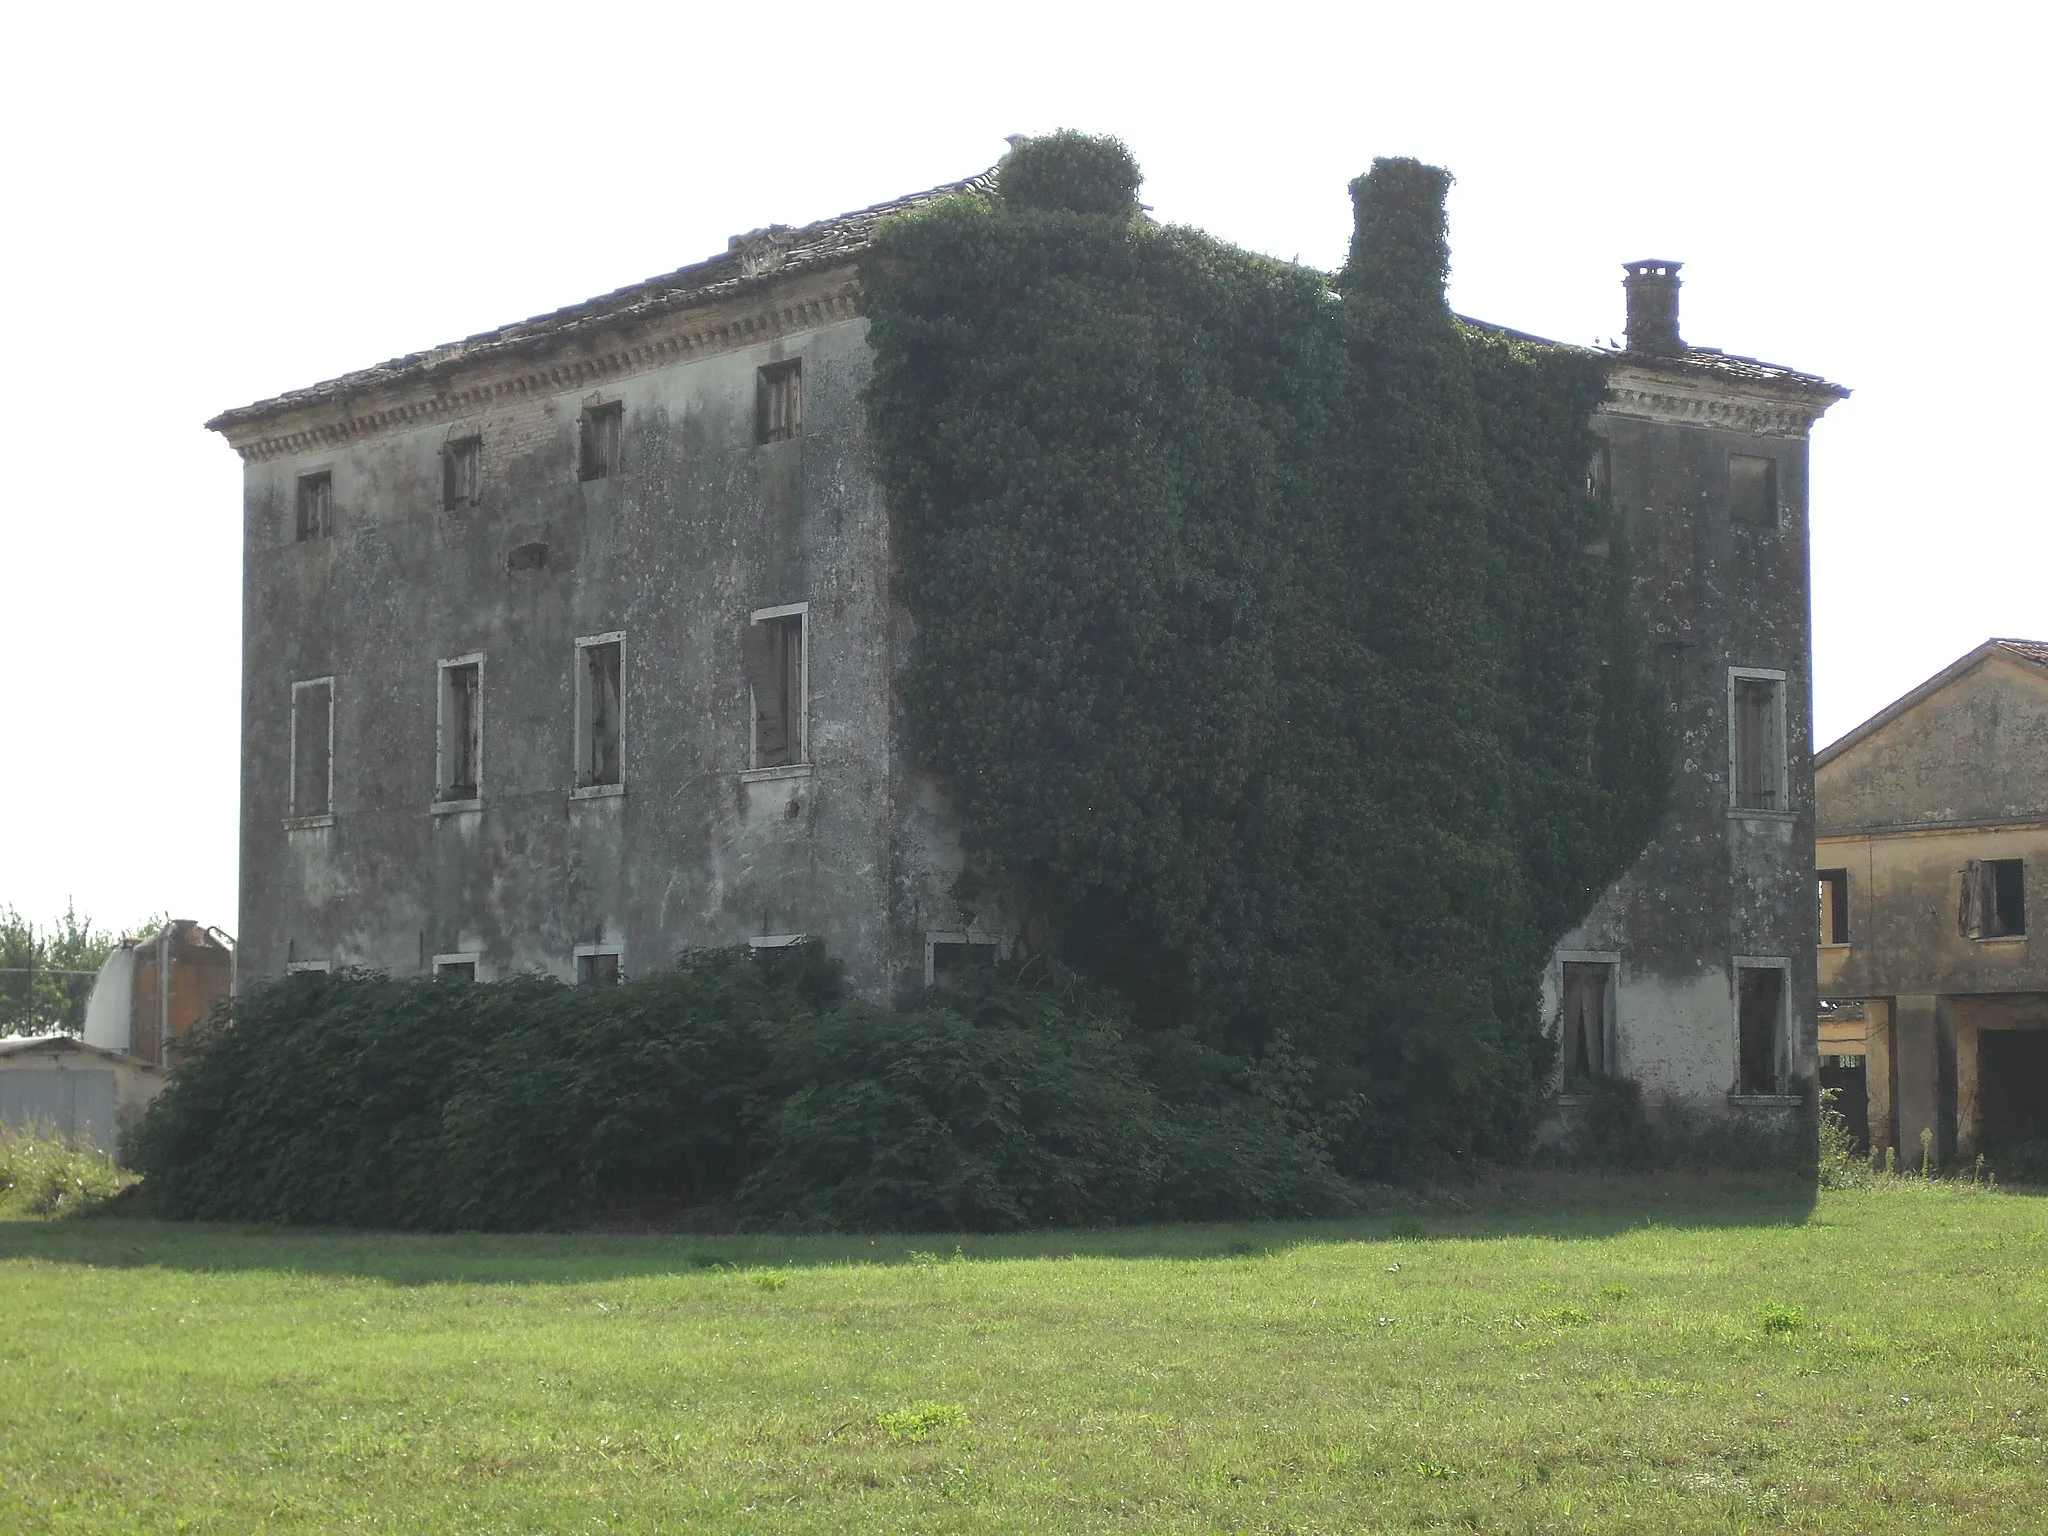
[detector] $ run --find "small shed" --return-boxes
[0,1034,168,1161]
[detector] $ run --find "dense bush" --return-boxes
[131,951,1350,1232]
[862,132,1667,1176]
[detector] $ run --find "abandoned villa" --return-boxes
[207,168,1847,1119]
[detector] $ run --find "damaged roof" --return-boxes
[208,171,999,435]
[210,165,1842,436]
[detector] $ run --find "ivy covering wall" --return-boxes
[864,133,1667,1174]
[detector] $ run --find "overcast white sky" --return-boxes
[2,1,2040,935]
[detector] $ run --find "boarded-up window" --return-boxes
[1729,453,1778,528]
[1737,966,1784,1095]
[290,678,333,818]
[578,401,622,481]
[742,609,805,768]
[576,951,620,986]
[439,660,482,800]
[1559,961,1612,1085]
[757,360,802,444]
[295,471,332,541]
[578,637,623,787]
[444,435,482,509]
[1732,675,1783,811]
[1818,869,1850,944]
[1960,858,2027,939]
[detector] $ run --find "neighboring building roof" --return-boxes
[0,1033,164,1070]
[1816,638,2048,770]
[208,172,999,436]
[210,165,1845,438]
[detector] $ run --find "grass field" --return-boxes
[1,1177,2043,1532]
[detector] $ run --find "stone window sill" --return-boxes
[1818,942,1850,951]
[1726,807,1796,822]
[740,763,814,784]
[285,813,336,831]
[1553,1093,1594,1107]
[1972,935,2027,945]
[570,782,625,801]
[1728,1093,1802,1109]
[431,797,482,816]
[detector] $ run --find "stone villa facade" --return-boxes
[209,169,1845,1114]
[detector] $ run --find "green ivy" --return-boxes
[862,132,1667,1175]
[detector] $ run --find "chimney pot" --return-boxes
[1622,259,1684,355]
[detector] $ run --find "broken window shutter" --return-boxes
[1960,859,1986,939]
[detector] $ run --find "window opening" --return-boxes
[434,956,477,980]
[757,359,803,444]
[742,607,806,768]
[578,401,622,481]
[1559,961,1611,1086]
[927,935,1001,991]
[444,435,481,509]
[438,659,482,801]
[576,951,620,986]
[290,678,334,819]
[1729,453,1778,528]
[1736,965,1785,1095]
[1586,442,1611,500]
[1818,869,1850,945]
[1731,674,1784,811]
[295,471,332,541]
[1961,858,2027,939]
[576,636,623,787]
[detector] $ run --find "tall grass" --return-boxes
[0,1124,133,1217]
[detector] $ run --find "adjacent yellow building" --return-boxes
[1815,639,2048,1166]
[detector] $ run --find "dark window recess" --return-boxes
[578,401,622,481]
[1818,868,1850,944]
[741,612,804,768]
[1961,858,2027,939]
[582,641,622,786]
[443,435,481,509]
[295,471,332,541]
[932,940,997,991]
[1737,967,1784,1095]
[576,952,620,986]
[1586,442,1612,500]
[1729,453,1778,528]
[292,680,332,818]
[436,960,476,981]
[1732,677,1782,810]
[1559,961,1611,1085]
[440,663,481,800]
[756,360,802,444]
[1979,1029,2048,1153]
[1817,1054,1869,1153]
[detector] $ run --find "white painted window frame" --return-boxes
[433,951,482,979]
[1726,666,1790,818]
[288,675,336,826]
[1730,954,1796,1104]
[1551,948,1621,1092]
[434,652,485,812]
[747,933,808,949]
[571,942,624,985]
[924,931,1007,988]
[572,630,626,799]
[286,959,331,974]
[745,602,810,777]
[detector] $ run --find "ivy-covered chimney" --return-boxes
[1622,260,1684,355]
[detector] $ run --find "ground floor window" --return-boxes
[1736,963,1787,1095]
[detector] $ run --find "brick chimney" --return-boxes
[1622,260,1684,355]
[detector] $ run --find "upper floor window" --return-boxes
[743,604,807,769]
[444,435,482,509]
[295,471,332,541]
[575,634,623,791]
[575,948,621,986]
[1729,453,1779,529]
[1730,669,1786,813]
[1961,858,2026,940]
[1817,868,1850,945]
[578,400,622,481]
[290,677,334,821]
[757,360,802,444]
[437,656,483,803]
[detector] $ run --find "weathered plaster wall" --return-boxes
[1549,389,1819,1105]
[237,298,983,1000]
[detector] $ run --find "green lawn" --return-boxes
[1,1179,2042,1532]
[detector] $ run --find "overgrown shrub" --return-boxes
[0,1125,133,1217]
[132,952,1351,1232]
[862,133,1666,1177]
